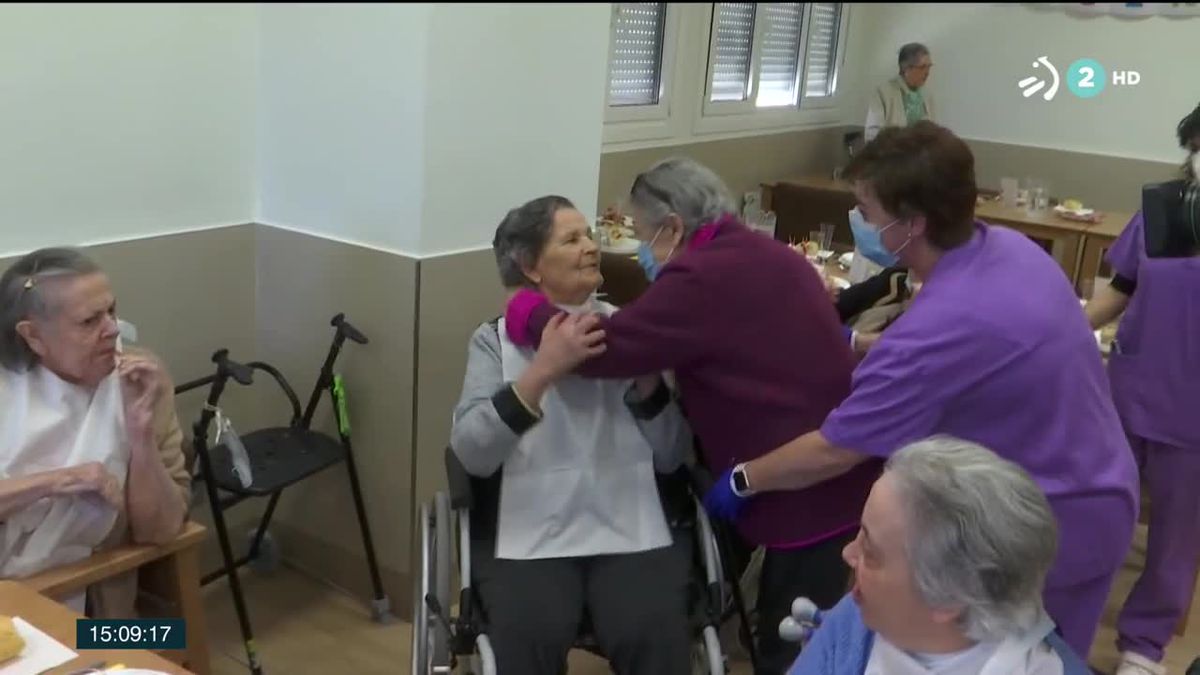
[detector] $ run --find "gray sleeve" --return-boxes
[626,379,691,473]
[449,324,539,477]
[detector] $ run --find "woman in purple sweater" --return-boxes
[505,157,881,674]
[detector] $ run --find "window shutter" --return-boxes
[803,3,843,98]
[755,3,805,107]
[608,3,668,107]
[708,3,756,103]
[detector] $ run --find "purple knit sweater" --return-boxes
[507,219,880,547]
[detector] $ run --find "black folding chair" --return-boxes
[175,313,393,674]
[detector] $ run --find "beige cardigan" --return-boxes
[864,76,935,141]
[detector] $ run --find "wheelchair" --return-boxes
[412,447,737,675]
[175,313,392,675]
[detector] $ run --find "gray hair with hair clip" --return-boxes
[0,247,102,371]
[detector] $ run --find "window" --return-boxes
[803,2,843,98]
[709,3,755,103]
[705,3,845,113]
[755,4,804,107]
[606,3,668,108]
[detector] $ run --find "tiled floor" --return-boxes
[203,522,1198,674]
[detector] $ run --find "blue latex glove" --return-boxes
[703,467,749,522]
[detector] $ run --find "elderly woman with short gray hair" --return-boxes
[865,42,936,141]
[450,195,694,674]
[0,247,189,617]
[504,158,875,673]
[789,436,1091,675]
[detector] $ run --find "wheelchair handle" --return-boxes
[332,313,369,345]
[213,349,254,386]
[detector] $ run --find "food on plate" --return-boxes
[789,240,821,257]
[1061,198,1084,211]
[0,615,25,663]
[597,204,637,246]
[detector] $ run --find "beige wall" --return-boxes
[598,125,1177,218]
[967,139,1180,213]
[597,127,847,212]
[411,249,506,514]
[252,224,418,611]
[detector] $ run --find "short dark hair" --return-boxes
[0,247,102,371]
[492,195,576,288]
[1177,100,1200,151]
[898,42,930,71]
[1178,101,1200,182]
[845,121,977,251]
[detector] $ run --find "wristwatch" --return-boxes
[731,463,755,498]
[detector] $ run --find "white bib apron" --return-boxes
[494,302,671,560]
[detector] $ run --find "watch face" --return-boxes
[733,469,750,493]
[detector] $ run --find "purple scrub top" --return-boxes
[1106,211,1200,449]
[822,222,1138,587]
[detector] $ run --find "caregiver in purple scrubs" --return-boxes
[1084,101,1200,675]
[721,121,1139,658]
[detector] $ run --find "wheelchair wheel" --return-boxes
[433,492,452,628]
[412,494,454,675]
[702,625,726,675]
[411,501,432,674]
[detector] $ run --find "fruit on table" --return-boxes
[0,615,25,663]
[1062,198,1084,211]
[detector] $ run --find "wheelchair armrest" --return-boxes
[444,446,474,511]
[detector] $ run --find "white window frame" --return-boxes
[601,3,851,150]
[696,3,850,133]
[604,3,680,125]
[798,2,850,110]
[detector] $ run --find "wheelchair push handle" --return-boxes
[331,313,369,345]
[213,349,254,386]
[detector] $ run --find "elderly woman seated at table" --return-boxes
[0,248,189,617]
[449,196,693,675]
[789,436,1090,675]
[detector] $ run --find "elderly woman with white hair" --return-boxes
[788,437,1090,675]
[0,248,189,617]
[864,42,936,141]
[504,158,874,673]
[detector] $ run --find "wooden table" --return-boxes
[0,580,192,674]
[763,175,1136,292]
[21,522,210,675]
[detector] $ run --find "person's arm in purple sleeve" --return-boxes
[745,311,1017,492]
[506,264,708,379]
[1085,212,1142,329]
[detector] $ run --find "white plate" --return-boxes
[1053,205,1095,217]
[601,239,640,254]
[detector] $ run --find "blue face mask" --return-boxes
[848,207,900,268]
[636,225,675,281]
[637,241,661,280]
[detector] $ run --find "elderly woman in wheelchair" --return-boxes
[0,248,189,616]
[440,195,700,674]
[786,437,1091,675]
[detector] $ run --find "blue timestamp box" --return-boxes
[77,619,186,650]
